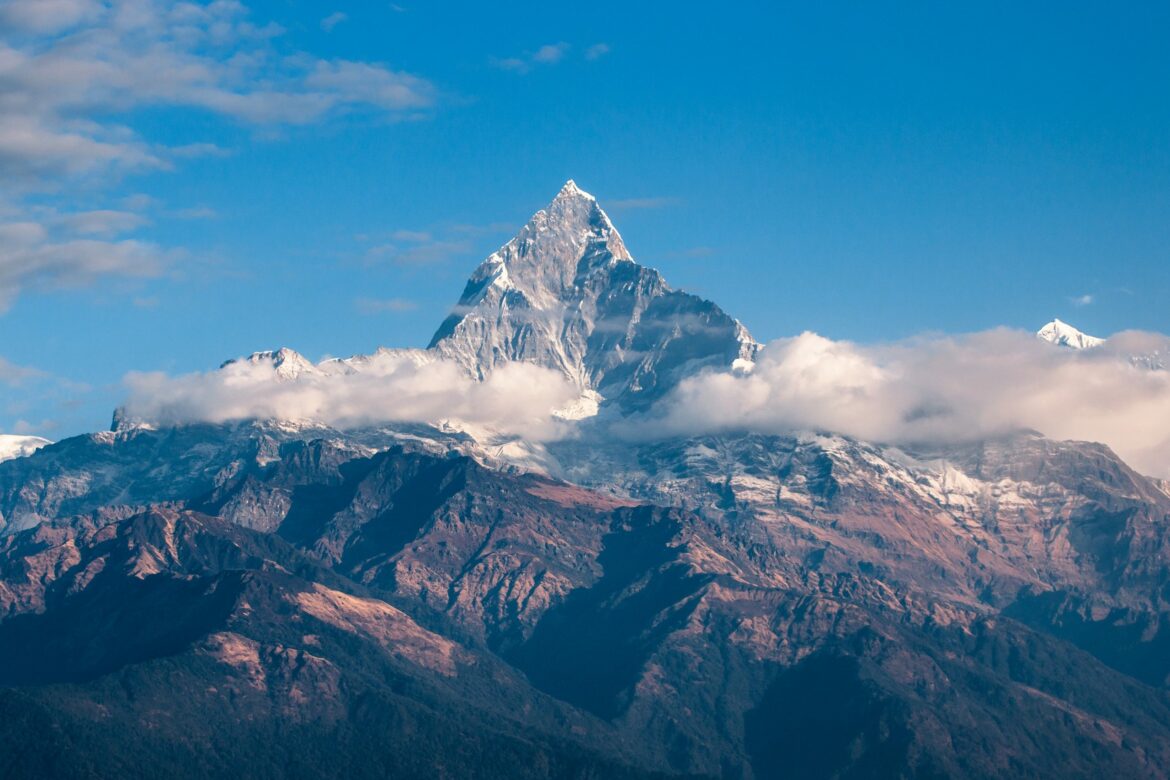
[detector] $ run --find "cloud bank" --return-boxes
[634,329,1170,478]
[115,327,1170,478]
[121,351,579,440]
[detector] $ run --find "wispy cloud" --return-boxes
[320,11,348,32]
[1070,293,1094,306]
[169,143,232,160]
[391,229,432,242]
[585,43,611,61]
[355,296,418,314]
[532,43,569,64]
[0,220,166,311]
[170,206,218,220]
[366,239,472,267]
[54,210,149,237]
[359,225,476,267]
[491,42,570,74]
[663,246,716,261]
[0,355,46,386]
[449,222,517,237]
[605,196,681,210]
[0,351,85,435]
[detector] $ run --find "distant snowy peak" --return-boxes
[429,180,758,410]
[1037,319,1105,349]
[0,435,51,463]
[216,346,436,381]
[222,347,321,380]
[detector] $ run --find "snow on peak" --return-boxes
[1037,318,1104,349]
[428,180,759,409]
[223,348,321,379]
[554,179,595,202]
[429,180,635,351]
[0,434,51,463]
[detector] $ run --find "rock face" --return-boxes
[429,180,757,410]
[4,183,1170,777]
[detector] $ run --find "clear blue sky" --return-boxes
[2,0,1168,437]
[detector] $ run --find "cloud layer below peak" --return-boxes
[113,325,1170,479]
[120,350,579,441]
[633,329,1170,478]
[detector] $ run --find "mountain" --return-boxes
[1037,318,1104,349]
[222,347,324,379]
[4,427,1170,777]
[428,180,757,411]
[0,435,50,463]
[4,183,1170,778]
[110,182,753,432]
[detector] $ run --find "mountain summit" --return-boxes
[429,181,757,410]
[1037,318,1104,349]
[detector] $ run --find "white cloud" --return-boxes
[121,351,578,440]
[0,115,162,179]
[632,329,1170,478]
[1070,293,1094,306]
[0,211,165,310]
[492,42,570,74]
[584,43,610,61]
[55,209,149,236]
[0,0,437,183]
[532,42,569,64]
[0,0,104,35]
[320,11,347,32]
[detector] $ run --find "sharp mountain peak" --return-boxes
[427,181,757,407]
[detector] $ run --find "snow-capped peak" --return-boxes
[223,348,320,379]
[428,180,759,409]
[1037,319,1104,349]
[555,178,594,202]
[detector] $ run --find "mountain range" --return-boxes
[1,183,1169,779]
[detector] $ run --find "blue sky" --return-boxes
[1,0,1169,437]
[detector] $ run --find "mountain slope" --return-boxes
[429,180,757,411]
[2,433,1169,777]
